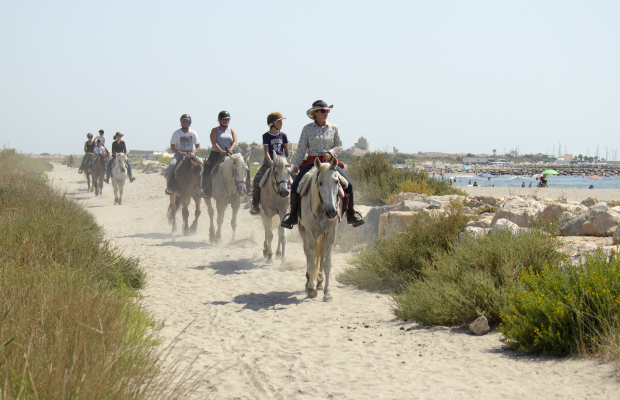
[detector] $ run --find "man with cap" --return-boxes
[78,133,95,174]
[166,114,200,194]
[104,132,136,183]
[249,111,289,215]
[281,100,364,228]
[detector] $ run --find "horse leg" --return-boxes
[112,179,118,204]
[181,195,191,236]
[305,236,318,299]
[262,213,273,260]
[215,201,226,242]
[169,195,177,233]
[276,210,287,257]
[205,198,215,241]
[230,199,240,241]
[118,179,124,205]
[322,232,336,302]
[189,195,201,234]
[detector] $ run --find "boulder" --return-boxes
[491,196,545,228]
[473,196,503,207]
[538,203,588,226]
[457,227,489,244]
[492,218,520,235]
[560,209,620,237]
[581,197,598,207]
[392,192,428,204]
[613,225,620,245]
[378,211,418,237]
[469,316,490,336]
[360,205,398,240]
[591,202,609,211]
[466,216,494,228]
[392,200,428,212]
[612,206,620,214]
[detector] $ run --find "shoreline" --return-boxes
[460,187,619,203]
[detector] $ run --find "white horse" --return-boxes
[298,157,348,302]
[111,153,127,205]
[205,152,250,242]
[258,152,293,260]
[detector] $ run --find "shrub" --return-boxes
[385,180,436,204]
[392,229,564,325]
[346,152,463,205]
[500,249,620,358]
[338,201,470,291]
[160,155,172,165]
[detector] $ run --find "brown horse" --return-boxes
[83,154,95,192]
[92,154,107,196]
[167,155,203,236]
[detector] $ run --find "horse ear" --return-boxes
[314,157,321,168]
[272,150,277,162]
[244,151,251,163]
[287,152,293,163]
[330,157,338,170]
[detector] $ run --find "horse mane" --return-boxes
[297,166,316,196]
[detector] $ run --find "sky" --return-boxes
[1,0,619,158]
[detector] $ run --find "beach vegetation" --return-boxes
[392,229,563,325]
[346,152,464,205]
[0,149,196,398]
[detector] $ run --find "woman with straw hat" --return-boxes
[280,100,364,228]
[104,132,135,183]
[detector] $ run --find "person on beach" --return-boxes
[249,112,290,215]
[78,133,95,174]
[473,181,478,186]
[104,132,136,184]
[201,111,250,198]
[529,182,532,188]
[166,114,200,194]
[522,182,525,187]
[281,100,364,229]
[68,155,74,168]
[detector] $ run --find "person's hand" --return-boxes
[324,152,333,162]
[227,148,234,155]
[292,166,299,174]
[269,159,274,166]
[219,149,227,156]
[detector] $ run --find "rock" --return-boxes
[613,226,620,245]
[538,203,588,226]
[426,199,442,209]
[591,202,609,211]
[612,206,620,214]
[491,196,545,228]
[466,216,494,228]
[581,197,598,207]
[391,192,429,204]
[378,211,419,237]
[392,200,428,212]
[473,196,503,207]
[469,316,490,336]
[492,218,521,235]
[359,205,398,240]
[560,209,620,237]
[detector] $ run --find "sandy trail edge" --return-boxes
[49,163,619,399]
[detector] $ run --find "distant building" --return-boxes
[288,143,298,152]
[559,154,574,161]
[341,136,370,156]
[128,150,172,161]
[393,147,399,154]
[463,157,488,164]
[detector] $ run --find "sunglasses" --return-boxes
[318,109,330,114]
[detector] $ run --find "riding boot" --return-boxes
[249,191,261,215]
[201,173,212,198]
[281,192,300,229]
[346,192,365,227]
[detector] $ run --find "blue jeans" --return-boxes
[167,154,184,190]
[291,164,353,195]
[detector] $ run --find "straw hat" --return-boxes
[114,132,124,139]
[306,100,333,119]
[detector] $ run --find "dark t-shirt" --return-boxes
[112,141,127,155]
[262,131,288,158]
[85,141,95,153]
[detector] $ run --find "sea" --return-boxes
[445,174,620,189]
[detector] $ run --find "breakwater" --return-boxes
[471,164,620,177]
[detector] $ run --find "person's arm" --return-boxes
[84,141,88,153]
[210,128,226,155]
[192,143,200,156]
[229,129,237,153]
[263,145,272,163]
[283,144,289,158]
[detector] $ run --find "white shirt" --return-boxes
[96,135,105,145]
[94,145,105,154]
[170,128,200,153]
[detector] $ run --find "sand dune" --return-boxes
[50,164,619,399]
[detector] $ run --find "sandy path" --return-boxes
[49,163,619,399]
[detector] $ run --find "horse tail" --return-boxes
[314,234,325,276]
[167,196,181,224]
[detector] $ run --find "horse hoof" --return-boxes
[275,250,282,257]
[263,249,268,258]
[307,289,318,299]
[323,294,333,303]
[316,282,323,290]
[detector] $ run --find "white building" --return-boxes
[128,150,172,161]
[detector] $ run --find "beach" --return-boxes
[49,163,620,399]
[461,186,620,203]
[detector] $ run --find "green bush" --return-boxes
[392,229,564,325]
[338,201,470,291]
[500,249,620,357]
[347,152,464,205]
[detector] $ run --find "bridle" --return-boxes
[222,155,247,197]
[270,163,291,195]
[310,169,342,220]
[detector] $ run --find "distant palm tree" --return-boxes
[492,149,497,156]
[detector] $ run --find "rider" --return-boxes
[104,132,136,184]
[78,133,95,174]
[166,114,200,194]
[201,111,238,198]
[281,100,364,229]
[96,129,109,156]
[91,139,105,170]
[249,111,289,215]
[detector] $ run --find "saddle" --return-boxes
[208,157,226,177]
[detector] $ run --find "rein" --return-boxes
[222,156,247,197]
[309,169,341,220]
[270,163,291,194]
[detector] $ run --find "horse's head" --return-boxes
[272,151,293,198]
[116,153,127,173]
[187,155,203,186]
[224,152,250,196]
[314,157,348,220]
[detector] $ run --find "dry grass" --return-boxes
[0,149,198,399]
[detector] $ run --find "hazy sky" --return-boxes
[1,1,619,157]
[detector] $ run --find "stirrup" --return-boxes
[249,204,261,215]
[281,213,297,229]
[165,188,174,195]
[348,211,365,227]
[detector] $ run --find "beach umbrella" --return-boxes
[541,169,559,175]
[462,166,471,170]
[478,172,495,178]
[588,175,602,180]
[530,173,543,178]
